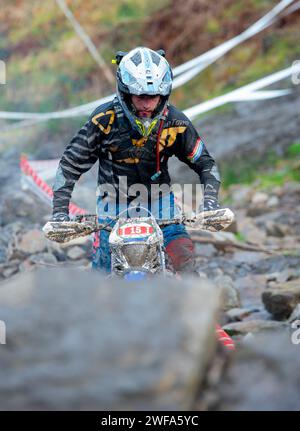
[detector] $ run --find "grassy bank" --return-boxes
[221,141,300,189]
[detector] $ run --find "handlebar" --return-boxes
[73,213,185,229]
[43,208,235,243]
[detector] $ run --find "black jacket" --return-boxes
[52,97,221,214]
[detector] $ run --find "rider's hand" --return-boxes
[51,212,70,222]
[203,196,220,212]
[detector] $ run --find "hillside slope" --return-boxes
[0,0,300,153]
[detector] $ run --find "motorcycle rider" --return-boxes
[51,47,221,273]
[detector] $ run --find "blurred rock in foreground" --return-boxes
[218,331,300,411]
[0,268,220,411]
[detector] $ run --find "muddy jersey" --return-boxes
[52,97,221,214]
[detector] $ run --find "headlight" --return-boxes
[122,244,148,267]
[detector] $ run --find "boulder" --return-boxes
[251,192,269,205]
[214,275,241,311]
[0,190,49,225]
[224,307,259,323]
[266,269,297,284]
[236,217,266,244]
[265,220,292,237]
[16,229,47,255]
[66,246,86,260]
[232,274,266,309]
[0,223,21,264]
[266,196,279,208]
[0,268,220,411]
[288,304,300,324]
[29,253,58,266]
[2,266,19,279]
[262,279,300,320]
[228,185,252,206]
[217,331,300,410]
[222,319,287,335]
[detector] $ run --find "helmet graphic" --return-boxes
[114,47,173,136]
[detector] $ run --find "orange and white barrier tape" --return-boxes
[216,324,235,351]
[19,155,86,216]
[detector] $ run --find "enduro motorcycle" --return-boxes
[43,207,236,350]
[43,207,235,279]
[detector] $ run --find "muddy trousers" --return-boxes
[92,223,195,274]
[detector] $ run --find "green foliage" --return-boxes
[221,144,300,190]
[117,2,141,20]
[205,18,220,35]
[287,142,300,157]
[235,232,247,243]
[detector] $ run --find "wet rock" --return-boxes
[288,304,300,324]
[262,279,300,320]
[215,275,241,311]
[234,274,267,308]
[218,332,300,410]
[237,217,266,244]
[0,247,9,265]
[0,190,49,225]
[59,236,91,248]
[45,241,68,262]
[282,182,300,195]
[224,307,259,323]
[249,255,300,276]
[265,220,292,237]
[223,218,238,234]
[254,210,280,225]
[266,196,279,208]
[2,266,19,279]
[16,229,47,255]
[229,185,252,206]
[194,243,217,258]
[251,192,269,205]
[0,223,21,263]
[29,253,58,266]
[209,268,224,278]
[18,258,36,273]
[266,269,297,284]
[232,251,267,263]
[0,269,220,411]
[66,246,87,260]
[222,319,287,336]
[246,205,270,217]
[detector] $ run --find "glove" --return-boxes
[51,212,70,222]
[203,196,220,212]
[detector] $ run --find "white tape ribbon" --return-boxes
[0,0,297,123]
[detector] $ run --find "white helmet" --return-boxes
[116,47,172,96]
[115,47,173,136]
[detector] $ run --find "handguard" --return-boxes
[184,208,235,232]
[43,219,99,243]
